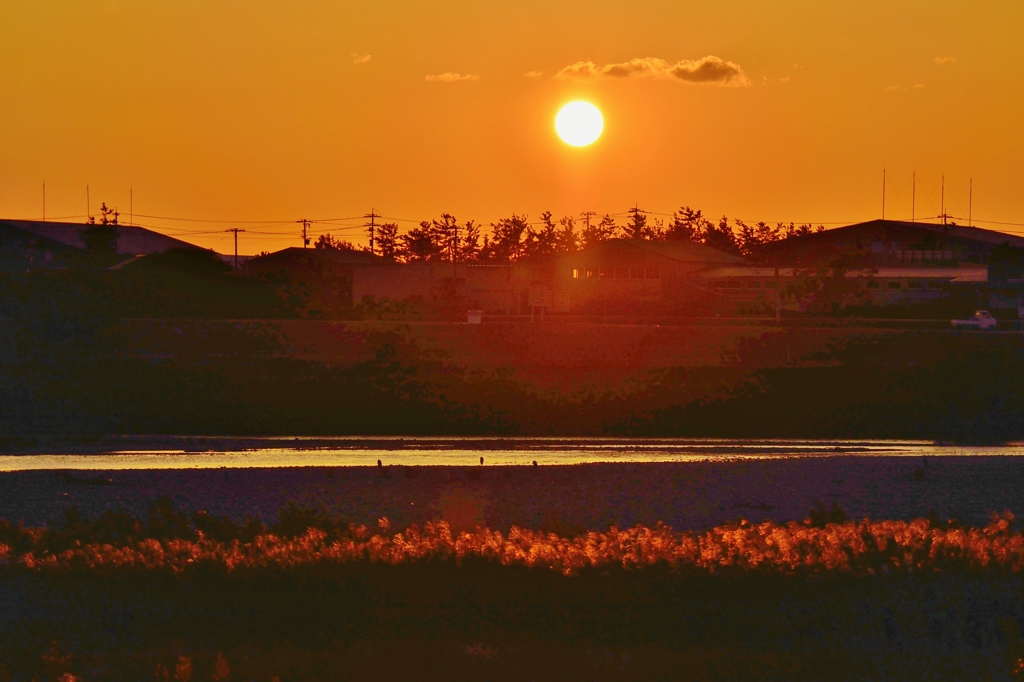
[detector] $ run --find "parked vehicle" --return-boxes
[951,310,998,330]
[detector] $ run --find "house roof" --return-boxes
[699,266,796,278]
[759,219,1024,252]
[572,238,747,265]
[247,246,385,268]
[0,219,201,255]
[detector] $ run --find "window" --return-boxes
[645,268,660,279]
[747,280,762,289]
[599,267,612,279]
[615,267,629,279]
[728,280,742,289]
[572,268,580,279]
[711,280,728,289]
[867,280,880,289]
[887,281,902,289]
[927,280,944,289]
[586,268,596,278]
[630,267,644,279]
[765,280,778,288]
[909,280,924,289]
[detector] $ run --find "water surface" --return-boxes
[2,437,1021,471]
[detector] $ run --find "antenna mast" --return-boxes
[911,172,915,222]
[941,175,946,225]
[882,169,886,220]
[969,178,973,226]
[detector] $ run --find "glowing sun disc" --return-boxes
[555,101,603,147]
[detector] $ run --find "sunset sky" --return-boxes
[1,1,1022,254]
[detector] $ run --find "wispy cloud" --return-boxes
[524,70,544,79]
[352,53,372,65]
[555,55,748,87]
[934,56,957,66]
[425,72,480,82]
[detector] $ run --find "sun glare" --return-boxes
[555,101,603,147]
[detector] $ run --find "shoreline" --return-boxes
[2,456,1023,532]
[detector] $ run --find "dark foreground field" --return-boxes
[3,496,1024,680]
[5,569,1023,680]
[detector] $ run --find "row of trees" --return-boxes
[315,207,826,263]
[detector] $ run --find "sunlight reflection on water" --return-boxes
[2,438,1023,470]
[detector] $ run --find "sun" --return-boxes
[555,101,603,147]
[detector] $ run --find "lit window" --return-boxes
[572,268,580,279]
[586,268,596,278]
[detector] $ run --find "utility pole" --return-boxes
[42,182,45,221]
[580,211,596,233]
[364,208,380,254]
[86,184,90,222]
[130,187,133,227]
[969,178,973,226]
[298,219,311,248]
[911,172,915,222]
[225,228,245,269]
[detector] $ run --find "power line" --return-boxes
[133,213,291,225]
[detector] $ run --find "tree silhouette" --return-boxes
[484,214,530,262]
[375,223,399,260]
[580,214,618,250]
[524,211,558,257]
[81,203,119,252]
[555,215,578,253]
[314,234,358,251]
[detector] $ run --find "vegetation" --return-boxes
[310,206,824,264]
[3,500,1024,577]
[2,501,1024,680]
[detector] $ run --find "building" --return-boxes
[756,219,1024,268]
[0,219,200,256]
[756,219,1022,309]
[554,238,782,314]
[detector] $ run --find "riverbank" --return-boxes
[2,456,1023,531]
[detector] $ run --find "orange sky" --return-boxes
[1,1,1022,254]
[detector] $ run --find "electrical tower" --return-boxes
[364,209,380,255]
[225,228,245,268]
